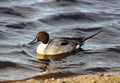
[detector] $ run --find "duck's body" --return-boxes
[29,31,101,55]
[37,38,82,55]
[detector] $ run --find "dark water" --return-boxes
[0,0,120,81]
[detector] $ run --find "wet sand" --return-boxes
[4,74,120,83]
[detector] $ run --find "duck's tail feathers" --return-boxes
[82,31,101,43]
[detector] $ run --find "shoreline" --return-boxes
[4,74,120,83]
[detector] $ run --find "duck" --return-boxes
[29,31,101,55]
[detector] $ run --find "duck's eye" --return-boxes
[60,42,68,46]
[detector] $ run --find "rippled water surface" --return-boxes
[0,0,120,81]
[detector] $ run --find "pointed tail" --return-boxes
[81,31,101,43]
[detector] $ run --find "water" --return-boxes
[0,0,120,81]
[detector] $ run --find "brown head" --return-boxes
[36,31,49,44]
[29,31,49,44]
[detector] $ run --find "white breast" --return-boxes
[36,43,48,54]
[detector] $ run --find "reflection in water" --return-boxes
[37,59,50,72]
[36,51,85,75]
[36,53,72,73]
[36,48,85,74]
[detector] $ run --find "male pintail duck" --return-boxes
[29,31,101,55]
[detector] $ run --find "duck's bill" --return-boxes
[28,38,38,44]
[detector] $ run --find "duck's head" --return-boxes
[29,31,49,44]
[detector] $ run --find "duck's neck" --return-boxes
[37,42,48,54]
